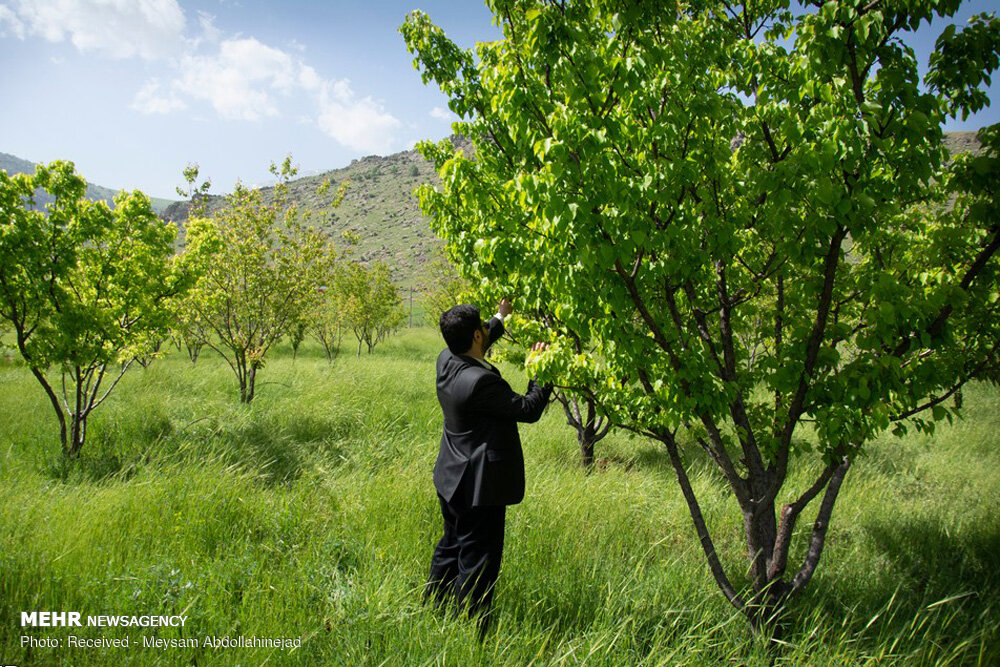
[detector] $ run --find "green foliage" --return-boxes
[928,13,1000,120]
[181,160,336,402]
[309,259,351,363]
[341,261,406,357]
[0,160,184,456]
[402,0,1000,631]
[175,162,212,216]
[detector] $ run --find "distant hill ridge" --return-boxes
[0,152,174,215]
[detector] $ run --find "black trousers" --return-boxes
[425,494,506,637]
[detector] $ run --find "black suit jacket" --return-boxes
[433,317,552,508]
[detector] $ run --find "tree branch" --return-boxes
[788,456,851,596]
[767,462,837,580]
[662,431,747,613]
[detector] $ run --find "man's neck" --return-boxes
[464,347,485,361]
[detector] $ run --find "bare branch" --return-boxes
[89,361,133,413]
[767,462,837,580]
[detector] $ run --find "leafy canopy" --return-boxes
[0,161,184,454]
[403,0,1000,626]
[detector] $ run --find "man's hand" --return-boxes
[498,298,513,318]
[530,342,550,352]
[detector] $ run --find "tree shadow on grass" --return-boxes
[511,448,999,662]
[196,413,352,486]
[788,512,1000,661]
[501,581,751,664]
[40,411,352,488]
[222,420,306,485]
[41,410,175,484]
[861,512,1000,605]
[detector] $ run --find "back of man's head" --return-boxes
[440,304,481,354]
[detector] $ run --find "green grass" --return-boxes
[1,328,997,665]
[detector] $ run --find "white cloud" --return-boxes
[131,79,186,114]
[194,10,221,46]
[142,34,403,153]
[430,106,453,121]
[298,63,322,93]
[8,0,186,59]
[1,0,405,154]
[0,5,26,38]
[317,79,402,154]
[174,37,298,121]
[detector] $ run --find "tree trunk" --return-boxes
[556,391,610,470]
[659,426,853,637]
[28,364,68,454]
[241,363,258,403]
[742,503,785,634]
[580,437,594,472]
[66,412,87,458]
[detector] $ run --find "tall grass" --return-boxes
[1,328,997,665]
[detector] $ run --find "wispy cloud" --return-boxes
[430,106,453,121]
[193,10,221,47]
[1,0,405,154]
[153,36,403,152]
[4,0,186,59]
[131,79,187,114]
[0,5,26,38]
[317,80,402,154]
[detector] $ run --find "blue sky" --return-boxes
[0,0,501,199]
[0,0,996,200]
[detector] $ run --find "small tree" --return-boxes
[171,299,208,363]
[183,158,337,402]
[289,321,308,359]
[311,285,346,362]
[342,261,405,357]
[403,1,1000,634]
[0,161,185,456]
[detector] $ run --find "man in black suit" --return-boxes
[425,299,552,638]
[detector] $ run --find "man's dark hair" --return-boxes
[440,304,482,354]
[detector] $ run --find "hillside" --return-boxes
[163,138,473,290]
[944,131,983,156]
[0,152,175,215]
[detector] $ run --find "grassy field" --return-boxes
[1,327,997,666]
